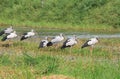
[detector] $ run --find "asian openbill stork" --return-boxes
[38,37,49,48]
[61,35,77,49]
[0,26,14,36]
[81,37,99,54]
[47,33,64,47]
[1,31,17,41]
[61,35,77,53]
[20,29,35,41]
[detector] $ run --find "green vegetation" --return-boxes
[0,0,120,78]
[0,0,120,30]
[0,38,120,79]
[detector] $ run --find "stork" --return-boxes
[1,31,17,41]
[0,26,14,36]
[81,37,99,54]
[20,29,35,41]
[47,33,64,46]
[61,35,77,49]
[38,37,49,48]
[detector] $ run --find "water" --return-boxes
[14,27,120,39]
[11,27,120,39]
[38,32,120,39]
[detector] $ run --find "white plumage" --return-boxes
[61,35,77,49]
[81,37,99,48]
[39,37,49,48]
[0,26,14,36]
[51,33,64,43]
[47,33,64,46]
[20,29,35,41]
[1,31,17,41]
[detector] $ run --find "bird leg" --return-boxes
[8,40,11,47]
[70,46,72,54]
[54,44,58,49]
[90,46,93,56]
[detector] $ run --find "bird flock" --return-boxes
[0,26,99,51]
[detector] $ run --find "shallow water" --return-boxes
[38,32,120,39]
[3,27,118,39]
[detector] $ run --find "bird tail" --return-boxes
[1,36,7,41]
[20,36,26,41]
[38,47,43,49]
[61,45,66,49]
[0,31,4,36]
[81,45,85,48]
[38,45,43,49]
[47,42,53,46]
[81,44,88,48]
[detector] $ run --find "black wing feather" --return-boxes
[39,41,45,48]
[81,40,91,48]
[61,38,71,49]
[0,30,5,36]
[1,35,7,41]
[47,42,53,46]
[20,36,28,41]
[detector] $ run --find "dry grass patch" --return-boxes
[41,75,74,79]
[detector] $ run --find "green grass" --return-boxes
[0,0,120,31]
[0,21,120,34]
[0,0,120,78]
[0,38,120,79]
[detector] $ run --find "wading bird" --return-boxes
[61,35,77,49]
[47,33,64,46]
[38,37,49,48]
[81,37,99,54]
[0,26,14,36]
[20,29,35,41]
[1,31,17,41]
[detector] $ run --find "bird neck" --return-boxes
[31,30,34,32]
[60,34,63,37]
[13,31,16,33]
[45,37,48,40]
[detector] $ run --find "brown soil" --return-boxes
[40,75,74,79]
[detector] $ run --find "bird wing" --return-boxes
[40,40,48,47]
[81,40,91,48]
[27,32,35,36]
[88,38,98,45]
[4,28,13,34]
[23,32,28,35]
[51,36,61,43]
[0,30,5,36]
[66,38,76,46]
[7,33,17,38]
[63,38,71,46]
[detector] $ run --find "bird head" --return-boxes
[94,36,99,42]
[13,31,16,34]
[31,29,34,32]
[60,33,65,39]
[73,35,77,39]
[45,37,48,40]
[10,26,13,29]
[94,36,98,39]
[60,33,63,36]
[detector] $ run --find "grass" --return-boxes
[0,19,120,34]
[0,38,120,79]
[0,0,120,78]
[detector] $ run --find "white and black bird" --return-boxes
[81,37,99,48]
[0,26,14,36]
[81,37,99,53]
[61,35,77,49]
[1,31,17,41]
[20,29,35,41]
[47,33,64,46]
[38,37,49,48]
